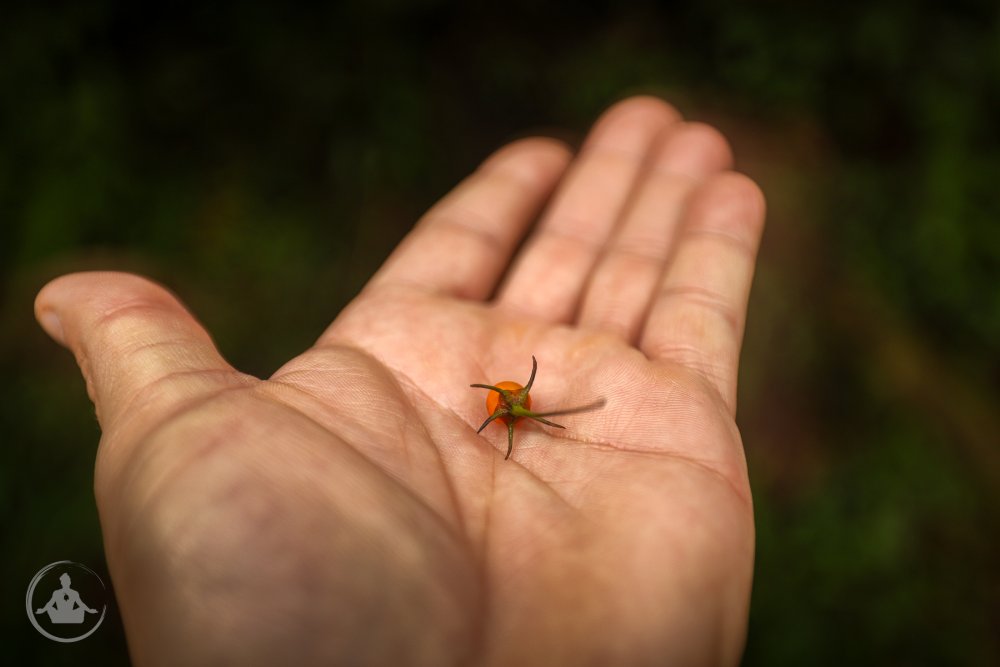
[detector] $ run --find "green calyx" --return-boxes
[470,355,606,460]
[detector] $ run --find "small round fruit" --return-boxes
[485,381,531,424]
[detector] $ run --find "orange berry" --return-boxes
[485,381,531,424]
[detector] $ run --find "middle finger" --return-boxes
[495,97,680,321]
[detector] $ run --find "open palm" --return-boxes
[36,97,764,666]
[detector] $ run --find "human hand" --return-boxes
[35,96,764,666]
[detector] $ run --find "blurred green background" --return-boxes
[2,1,998,664]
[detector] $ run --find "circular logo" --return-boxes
[26,561,107,643]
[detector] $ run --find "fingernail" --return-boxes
[38,310,65,345]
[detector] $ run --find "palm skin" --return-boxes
[35,97,764,666]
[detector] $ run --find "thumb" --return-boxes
[35,271,245,433]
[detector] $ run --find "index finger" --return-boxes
[365,138,571,300]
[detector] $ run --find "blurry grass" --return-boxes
[1,1,998,664]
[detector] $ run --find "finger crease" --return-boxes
[680,226,754,256]
[536,222,605,255]
[113,367,246,426]
[422,212,510,251]
[646,342,731,386]
[119,337,211,358]
[659,284,741,335]
[607,242,667,265]
[92,298,178,331]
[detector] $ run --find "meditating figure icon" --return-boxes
[34,573,98,624]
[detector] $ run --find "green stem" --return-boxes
[510,404,566,429]
[521,355,538,400]
[476,411,506,434]
[470,383,506,393]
